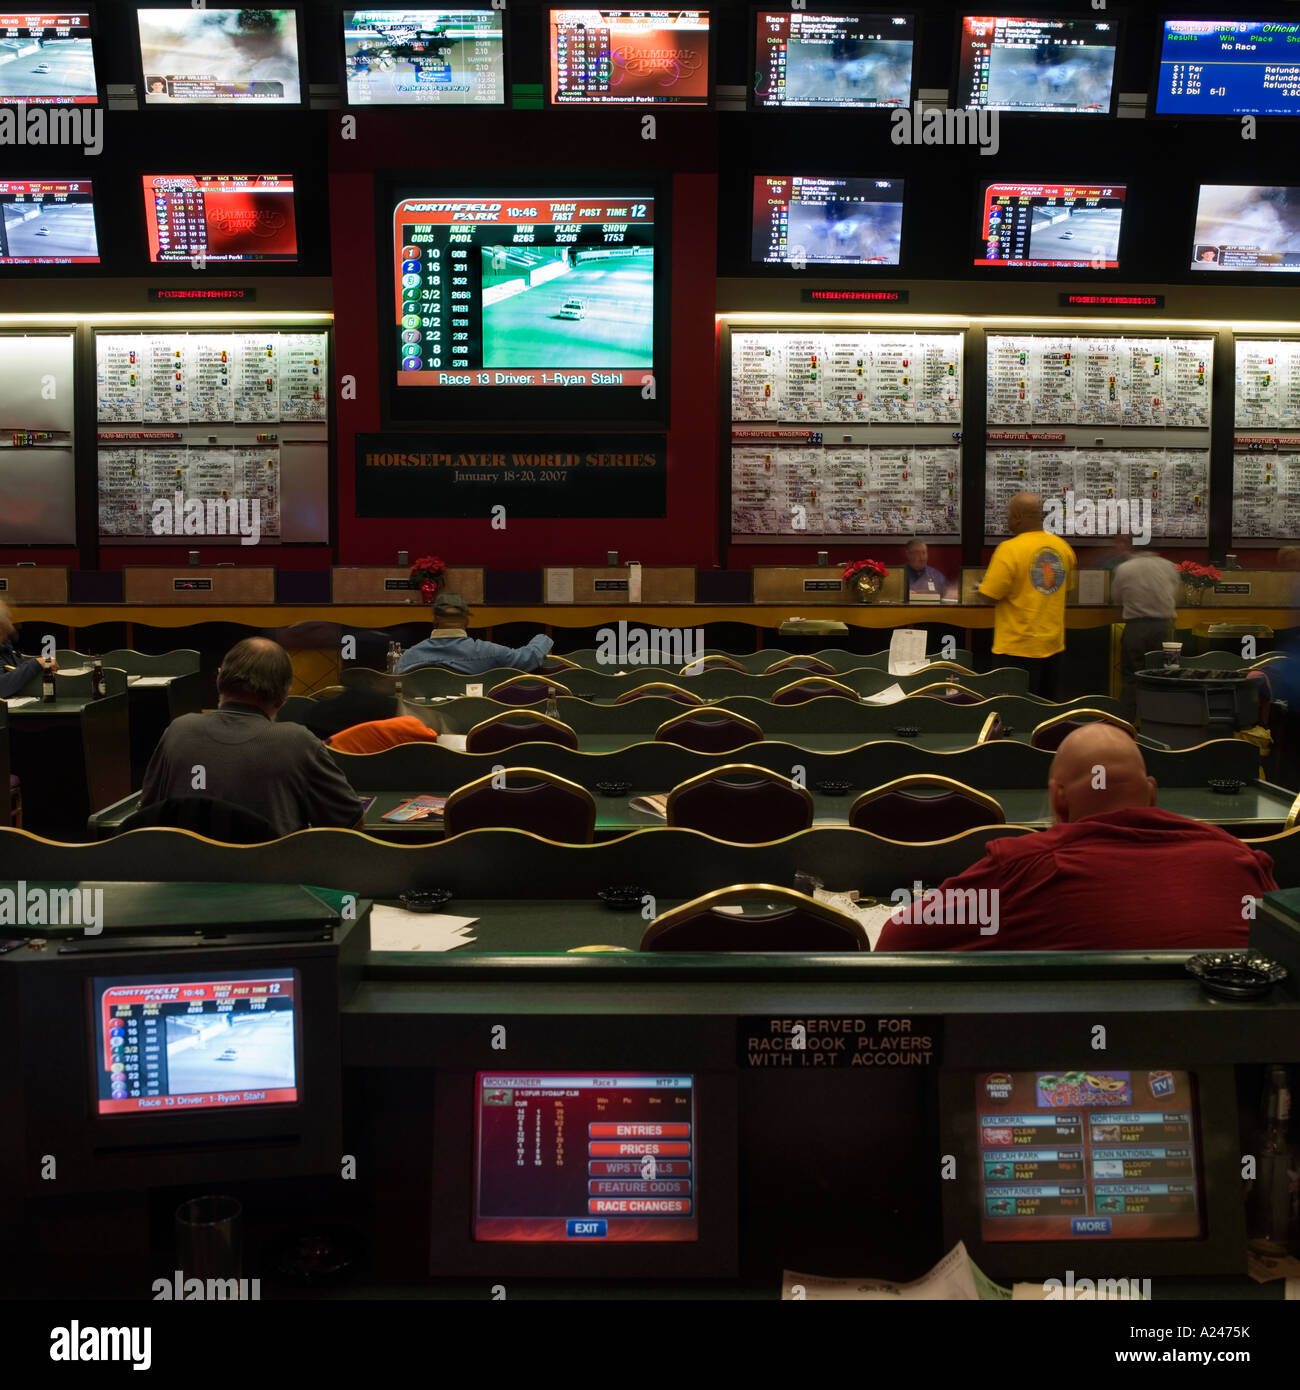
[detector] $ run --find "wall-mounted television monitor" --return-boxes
[976,181,1125,269]
[1191,185,1300,272]
[548,9,711,106]
[750,10,914,110]
[955,14,1118,114]
[137,7,302,104]
[0,179,97,265]
[92,969,301,1116]
[0,11,98,104]
[342,8,506,106]
[1155,19,1300,117]
[752,174,903,267]
[474,1072,698,1242]
[143,174,298,263]
[384,180,666,423]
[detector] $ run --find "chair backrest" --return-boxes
[442,767,596,842]
[849,776,1005,841]
[465,711,580,753]
[299,687,399,738]
[1287,792,1300,831]
[977,711,1006,743]
[655,709,763,753]
[487,676,573,706]
[614,682,704,706]
[538,654,579,673]
[911,682,984,705]
[679,654,747,675]
[771,676,859,705]
[764,655,836,676]
[665,764,814,844]
[641,885,867,951]
[923,661,978,678]
[119,795,277,844]
[1029,708,1136,752]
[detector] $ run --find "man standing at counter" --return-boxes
[977,493,1075,700]
[903,539,948,599]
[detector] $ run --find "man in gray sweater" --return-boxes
[1112,551,1182,721]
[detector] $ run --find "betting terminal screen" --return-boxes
[1156,19,1300,117]
[391,190,656,387]
[0,11,97,104]
[977,1069,1204,1242]
[752,174,902,266]
[92,970,301,1115]
[137,7,302,104]
[548,9,711,106]
[474,1072,698,1241]
[976,181,1125,269]
[143,174,298,263]
[343,8,505,106]
[751,10,913,109]
[955,15,1118,114]
[1191,185,1300,272]
[0,179,97,265]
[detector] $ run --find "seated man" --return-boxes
[140,637,365,836]
[0,601,57,698]
[398,591,553,675]
[875,724,1275,952]
[903,539,948,598]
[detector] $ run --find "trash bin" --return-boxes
[1136,667,1263,749]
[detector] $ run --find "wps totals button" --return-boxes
[566,1219,607,1238]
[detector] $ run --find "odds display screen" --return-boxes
[752,175,902,266]
[751,11,913,109]
[976,1069,1204,1242]
[549,9,710,106]
[956,15,1118,114]
[976,181,1125,269]
[392,191,655,388]
[92,970,300,1115]
[0,179,97,264]
[0,12,97,104]
[474,1072,697,1242]
[137,7,301,104]
[1156,19,1300,117]
[1192,185,1300,272]
[343,8,505,106]
[143,174,298,263]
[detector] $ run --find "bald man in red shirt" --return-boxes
[874,723,1276,952]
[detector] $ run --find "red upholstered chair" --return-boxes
[977,711,1007,743]
[614,682,704,706]
[678,654,746,675]
[465,711,579,753]
[538,654,579,674]
[771,676,859,705]
[764,655,836,676]
[442,768,596,842]
[487,676,572,706]
[641,885,868,952]
[849,775,1005,841]
[655,709,763,753]
[1029,709,1136,752]
[665,764,814,843]
[912,681,984,705]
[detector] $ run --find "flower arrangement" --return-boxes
[410,554,447,604]
[841,558,889,584]
[1176,560,1222,590]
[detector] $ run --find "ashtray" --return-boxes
[1208,778,1246,795]
[598,885,647,911]
[814,779,853,796]
[1185,951,1289,1000]
[399,888,454,912]
[892,725,920,738]
[594,780,632,798]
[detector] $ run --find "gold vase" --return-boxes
[853,574,882,603]
[1181,584,1205,607]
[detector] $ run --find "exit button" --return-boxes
[566,1219,607,1238]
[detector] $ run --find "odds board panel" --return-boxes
[1233,339,1300,541]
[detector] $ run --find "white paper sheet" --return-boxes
[888,629,928,676]
[3,697,37,707]
[369,905,479,951]
[860,683,906,705]
[438,733,467,751]
[546,567,575,603]
[814,890,897,950]
[783,1241,981,1300]
[128,675,174,687]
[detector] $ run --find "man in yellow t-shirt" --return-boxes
[978,493,1076,700]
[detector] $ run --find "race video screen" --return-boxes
[752,11,913,109]
[0,179,97,264]
[1192,186,1300,272]
[343,8,505,106]
[0,11,97,104]
[549,9,710,106]
[392,190,655,387]
[143,174,298,263]
[1156,19,1300,117]
[752,175,902,266]
[137,7,301,104]
[474,1072,697,1242]
[977,1069,1204,1242]
[93,970,300,1115]
[956,15,1117,114]
[976,181,1125,269]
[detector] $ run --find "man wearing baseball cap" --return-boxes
[397,592,555,675]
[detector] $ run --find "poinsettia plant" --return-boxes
[410,554,447,604]
[841,558,889,583]
[1176,560,1222,590]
